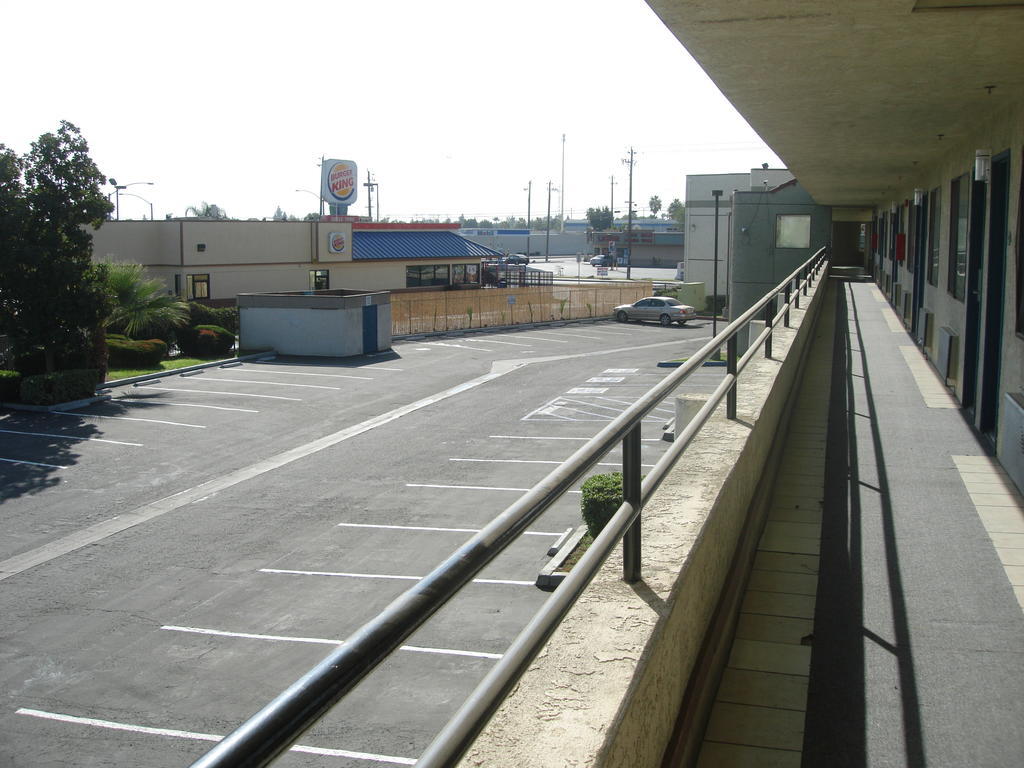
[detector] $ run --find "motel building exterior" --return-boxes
[89,218,502,303]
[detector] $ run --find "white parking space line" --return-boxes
[427,341,494,352]
[260,568,534,586]
[451,457,654,469]
[138,386,301,401]
[407,483,582,494]
[204,377,342,390]
[0,457,68,469]
[567,387,608,394]
[463,338,534,347]
[587,377,624,383]
[0,428,142,447]
[603,368,639,373]
[230,369,373,381]
[121,399,259,413]
[161,625,503,659]
[593,397,674,416]
[537,331,608,340]
[337,521,566,536]
[14,708,416,765]
[51,412,206,429]
[511,335,569,343]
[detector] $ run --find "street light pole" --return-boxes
[108,179,153,221]
[545,181,557,262]
[523,181,532,258]
[712,189,723,348]
[622,148,635,279]
[295,189,327,218]
[119,192,154,220]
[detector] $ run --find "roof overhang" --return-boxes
[646,0,1024,206]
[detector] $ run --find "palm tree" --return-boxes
[104,262,189,338]
[185,201,227,219]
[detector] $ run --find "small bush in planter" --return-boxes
[20,369,101,406]
[0,370,22,401]
[580,472,624,538]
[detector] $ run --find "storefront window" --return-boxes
[406,265,451,287]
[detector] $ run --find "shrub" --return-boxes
[107,337,168,369]
[177,324,233,357]
[188,302,238,334]
[0,370,22,401]
[20,369,101,406]
[580,472,624,538]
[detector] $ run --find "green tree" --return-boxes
[586,206,614,230]
[104,262,189,339]
[185,201,228,219]
[667,198,685,227]
[649,195,662,217]
[0,121,113,373]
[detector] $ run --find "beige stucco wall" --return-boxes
[875,98,1022,463]
[457,264,827,768]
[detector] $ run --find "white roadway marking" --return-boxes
[161,625,503,659]
[138,386,301,401]
[0,428,142,447]
[603,368,639,373]
[463,338,533,347]
[51,411,206,429]
[427,341,493,352]
[14,708,415,765]
[0,457,68,469]
[203,377,342,390]
[510,334,568,343]
[407,483,582,495]
[260,568,534,586]
[449,457,654,469]
[230,369,373,380]
[566,387,608,394]
[489,434,662,442]
[537,331,607,340]
[337,521,566,536]
[0,361,528,582]
[120,399,259,413]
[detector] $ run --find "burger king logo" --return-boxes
[328,232,346,254]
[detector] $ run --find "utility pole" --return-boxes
[610,175,616,226]
[364,171,378,221]
[560,133,566,232]
[622,148,635,279]
[712,189,723,357]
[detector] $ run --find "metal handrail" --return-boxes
[190,247,829,768]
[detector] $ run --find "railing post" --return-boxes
[622,422,642,583]
[764,297,775,358]
[803,265,809,296]
[794,277,801,309]
[784,284,791,327]
[727,335,738,419]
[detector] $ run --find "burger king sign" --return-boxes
[321,159,358,205]
[328,231,347,254]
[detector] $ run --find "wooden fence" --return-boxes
[390,282,650,336]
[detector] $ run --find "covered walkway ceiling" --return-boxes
[646,0,1024,206]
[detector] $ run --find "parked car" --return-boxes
[590,255,611,267]
[504,253,530,264]
[613,296,697,326]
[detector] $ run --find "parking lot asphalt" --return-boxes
[0,319,724,767]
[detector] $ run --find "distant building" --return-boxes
[90,219,501,302]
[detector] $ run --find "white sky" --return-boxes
[4,0,781,222]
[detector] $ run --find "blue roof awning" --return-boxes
[352,231,502,261]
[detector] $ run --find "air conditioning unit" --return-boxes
[998,392,1024,494]
[937,327,959,386]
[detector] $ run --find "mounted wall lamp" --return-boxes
[914,188,924,206]
[975,149,992,182]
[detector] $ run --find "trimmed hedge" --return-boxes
[107,337,168,369]
[0,370,22,401]
[188,302,238,335]
[580,472,624,538]
[178,324,234,357]
[20,369,101,406]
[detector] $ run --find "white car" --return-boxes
[613,296,697,326]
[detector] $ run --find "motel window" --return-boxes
[186,273,210,300]
[309,269,329,291]
[948,175,968,301]
[927,187,940,286]
[775,214,811,249]
[406,265,450,288]
[452,264,480,285]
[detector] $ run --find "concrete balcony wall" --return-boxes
[459,268,828,768]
